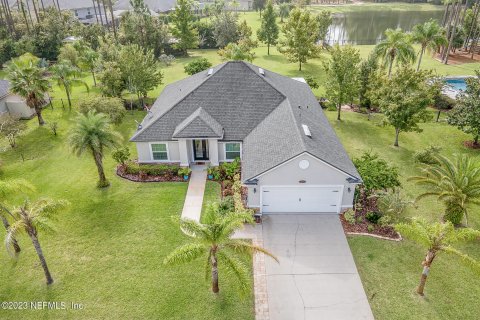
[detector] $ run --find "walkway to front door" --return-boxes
[180,165,207,221]
[262,214,374,320]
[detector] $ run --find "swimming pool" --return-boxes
[445,78,467,92]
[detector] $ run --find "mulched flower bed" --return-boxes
[463,141,480,149]
[340,214,401,240]
[116,165,186,182]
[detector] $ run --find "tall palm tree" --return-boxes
[50,60,89,108]
[0,179,35,255]
[164,205,277,294]
[412,19,448,71]
[278,3,290,23]
[6,198,69,285]
[6,58,49,126]
[395,218,480,296]
[374,28,416,77]
[409,154,480,226]
[68,111,122,188]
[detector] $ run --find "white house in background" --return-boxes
[10,0,109,24]
[0,80,35,119]
[113,0,176,13]
[130,62,362,214]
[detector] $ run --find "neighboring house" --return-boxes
[201,0,252,11]
[113,0,176,13]
[130,62,362,214]
[0,80,35,119]
[10,0,108,24]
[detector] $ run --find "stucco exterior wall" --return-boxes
[136,141,180,163]
[246,153,357,210]
[0,97,8,114]
[5,96,35,119]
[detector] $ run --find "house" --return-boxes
[10,0,108,24]
[113,0,176,13]
[130,62,362,214]
[0,80,35,119]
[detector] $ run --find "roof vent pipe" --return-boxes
[207,68,213,76]
[259,68,265,76]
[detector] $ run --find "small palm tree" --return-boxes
[0,179,35,254]
[409,154,480,226]
[164,206,277,294]
[395,218,480,296]
[411,19,447,71]
[68,111,122,188]
[6,58,49,125]
[50,60,89,107]
[278,3,290,23]
[374,28,416,77]
[6,198,70,285]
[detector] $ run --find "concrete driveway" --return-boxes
[262,214,374,320]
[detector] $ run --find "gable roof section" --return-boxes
[114,0,176,12]
[0,80,10,99]
[173,107,223,139]
[130,61,286,142]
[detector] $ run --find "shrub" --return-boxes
[434,93,456,110]
[223,180,233,190]
[304,75,319,89]
[344,209,356,225]
[413,145,442,165]
[159,54,175,66]
[49,121,58,136]
[366,211,382,224]
[184,58,212,75]
[218,196,234,214]
[112,147,131,165]
[78,96,126,125]
[375,189,412,224]
[367,224,375,233]
[124,162,180,177]
[444,199,464,225]
[178,167,192,177]
[222,158,241,180]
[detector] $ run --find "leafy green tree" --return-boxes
[411,19,447,71]
[118,44,163,106]
[170,0,199,55]
[368,67,433,147]
[395,219,480,296]
[278,3,291,23]
[163,205,277,293]
[316,10,332,44]
[304,75,319,89]
[98,61,124,97]
[112,147,131,166]
[6,57,49,125]
[257,1,278,55]
[278,8,320,71]
[78,96,126,125]
[358,52,378,109]
[409,154,480,226]
[374,28,416,77]
[213,11,239,48]
[58,44,80,67]
[0,179,35,254]
[6,198,70,285]
[447,71,480,146]
[323,45,361,121]
[237,19,257,49]
[218,40,255,62]
[79,48,99,86]
[68,111,122,188]
[50,60,89,108]
[184,58,212,75]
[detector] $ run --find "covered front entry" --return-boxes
[193,139,209,161]
[261,186,343,213]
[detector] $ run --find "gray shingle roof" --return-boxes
[131,61,361,181]
[0,80,10,99]
[114,0,176,12]
[173,107,223,138]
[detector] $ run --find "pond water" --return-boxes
[326,10,444,45]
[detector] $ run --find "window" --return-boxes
[75,10,78,16]
[151,143,168,160]
[225,143,241,160]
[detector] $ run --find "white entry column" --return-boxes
[208,139,219,166]
[179,139,189,166]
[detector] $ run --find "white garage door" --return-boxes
[261,186,343,213]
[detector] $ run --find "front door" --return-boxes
[193,140,209,161]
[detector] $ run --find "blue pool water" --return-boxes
[445,78,467,92]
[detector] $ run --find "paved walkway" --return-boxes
[262,214,374,320]
[180,165,207,221]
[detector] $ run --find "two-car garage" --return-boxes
[261,186,344,214]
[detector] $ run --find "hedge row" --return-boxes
[124,162,180,177]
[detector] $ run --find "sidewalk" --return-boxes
[180,165,207,222]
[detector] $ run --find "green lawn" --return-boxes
[0,105,254,319]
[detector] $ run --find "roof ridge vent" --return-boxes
[302,124,312,137]
[259,68,265,76]
[207,68,213,76]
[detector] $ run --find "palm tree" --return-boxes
[68,111,122,188]
[0,179,35,255]
[278,3,290,23]
[395,218,480,296]
[412,19,448,71]
[50,60,89,108]
[374,28,416,77]
[6,58,49,126]
[6,198,70,285]
[164,205,277,293]
[409,154,480,226]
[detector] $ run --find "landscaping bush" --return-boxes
[434,93,456,110]
[184,58,212,75]
[159,54,176,66]
[366,211,382,224]
[218,196,234,214]
[178,167,192,177]
[375,189,412,225]
[222,158,241,180]
[124,162,180,177]
[112,147,131,165]
[79,96,126,125]
[413,145,442,165]
[344,209,356,225]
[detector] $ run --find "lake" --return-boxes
[326,10,445,45]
